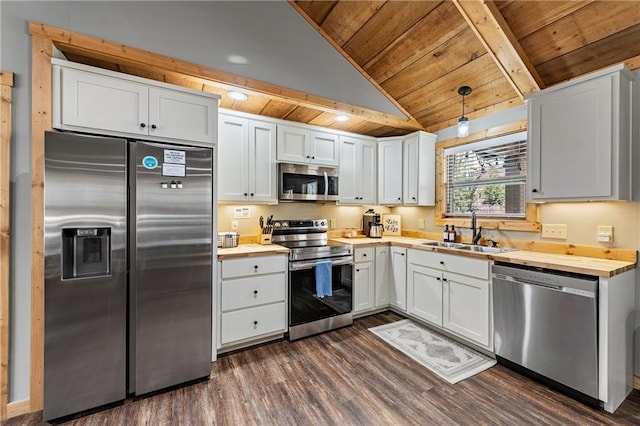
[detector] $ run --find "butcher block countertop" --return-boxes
[218,237,636,277]
[217,243,289,260]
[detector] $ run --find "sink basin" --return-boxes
[421,241,466,249]
[456,245,515,253]
[421,241,517,254]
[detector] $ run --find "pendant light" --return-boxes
[457,86,472,138]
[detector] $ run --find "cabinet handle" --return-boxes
[250,193,254,197]
[412,197,416,200]
[532,188,538,193]
[151,124,157,130]
[254,265,259,270]
[306,155,310,159]
[140,123,146,128]
[443,278,448,282]
[363,253,367,257]
[439,261,444,265]
[244,193,248,196]
[436,277,441,281]
[356,269,360,272]
[253,290,258,296]
[397,197,401,201]
[401,253,405,256]
[253,320,258,328]
[312,156,315,159]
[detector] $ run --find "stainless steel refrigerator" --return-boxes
[44,131,213,421]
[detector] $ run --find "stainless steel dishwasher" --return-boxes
[492,262,599,404]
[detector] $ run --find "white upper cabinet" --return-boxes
[527,64,634,201]
[339,136,377,205]
[53,59,218,145]
[276,124,339,166]
[402,131,436,206]
[377,138,404,205]
[378,131,436,206]
[218,112,277,203]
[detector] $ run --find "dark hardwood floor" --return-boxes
[7,312,640,425]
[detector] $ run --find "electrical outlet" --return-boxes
[597,225,613,243]
[231,221,238,230]
[418,219,425,229]
[330,218,337,229]
[541,223,567,239]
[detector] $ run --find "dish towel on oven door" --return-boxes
[315,260,333,298]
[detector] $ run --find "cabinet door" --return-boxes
[403,134,419,205]
[407,264,442,326]
[389,247,407,311]
[277,124,309,163]
[59,67,148,136]
[149,87,217,144]
[528,76,612,200]
[353,261,374,314]
[443,273,490,347]
[359,140,378,205]
[249,120,277,203]
[378,140,403,205]
[339,136,359,204]
[218,114,249,201]
[311,131,339,166]
[374,246,390,308]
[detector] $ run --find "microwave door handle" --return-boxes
[323,171,328,199]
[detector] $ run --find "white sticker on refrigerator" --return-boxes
[162,163,186,177]
[164,150,186,164]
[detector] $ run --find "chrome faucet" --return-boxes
[471,211,482,245]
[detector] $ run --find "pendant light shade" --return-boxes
[457,86,472,138]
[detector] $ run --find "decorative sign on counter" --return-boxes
[382,214,401,236]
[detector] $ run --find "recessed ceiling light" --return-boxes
[228,91,248,101]
[336,115,349,122]
[227,54,248,65]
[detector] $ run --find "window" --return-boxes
[444,131,527,218]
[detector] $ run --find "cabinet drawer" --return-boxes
[220,302,286,345]
[409,249,489,280]
[221,273,286,312]
[354,247,374,263]
[221,255,286,279]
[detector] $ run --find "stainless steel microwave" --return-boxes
[279,163,339,201]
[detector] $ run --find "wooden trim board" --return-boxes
[634,375,640,390]
[29,35,52,413]
[0,71,14,420]
[6,398,31,419]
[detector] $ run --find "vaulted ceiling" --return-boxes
[55,1,640,138]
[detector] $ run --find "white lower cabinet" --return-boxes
[218,255,287,348]
[353,247,375,314]
[407,249,491,349]
[389,247,407,311]
[374,246,390,308]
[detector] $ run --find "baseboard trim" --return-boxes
[6,398,31,419]
[634,375,640,390]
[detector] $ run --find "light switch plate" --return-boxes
[597,225,613,243]
[541,223,568,239]
[330,218,337,229]
[418,219,425,229]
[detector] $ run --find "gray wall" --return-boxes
[2,0,639,404]
[1,0,404,402]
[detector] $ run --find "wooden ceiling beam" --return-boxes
[29,21,422,132]
[453,0,545,98]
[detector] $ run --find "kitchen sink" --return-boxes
[421,241,466,249]
[421,241,517,254]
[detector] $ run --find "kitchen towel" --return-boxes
[315,261,333,298]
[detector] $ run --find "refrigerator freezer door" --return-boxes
[129,141,213,395]
[44,131,127,421]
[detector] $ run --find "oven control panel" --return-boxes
[272,219,328,234]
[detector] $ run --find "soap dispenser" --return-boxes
[443,225,450,242]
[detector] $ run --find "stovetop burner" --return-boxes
[271,218,352,260]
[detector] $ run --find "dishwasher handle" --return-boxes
[492,273,596,298]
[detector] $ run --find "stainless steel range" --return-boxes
[272,219,353,340]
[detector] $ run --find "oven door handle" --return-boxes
[289,257,353,271]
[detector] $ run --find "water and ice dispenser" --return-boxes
[61,227,111,279]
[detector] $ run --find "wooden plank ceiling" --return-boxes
[57,1,640,137]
